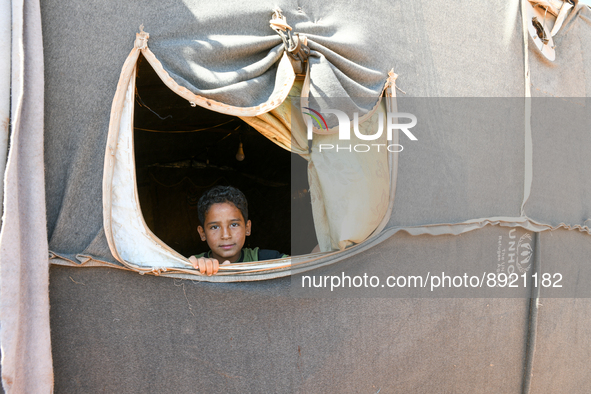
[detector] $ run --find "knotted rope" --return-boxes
[270,8,310,74]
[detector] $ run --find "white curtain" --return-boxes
[244,80,390,252]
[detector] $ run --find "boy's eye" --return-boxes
[230,223,240,227]
[210,225,219,230]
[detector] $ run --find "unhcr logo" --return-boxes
[496,230,534,275]
[304,107,418,153]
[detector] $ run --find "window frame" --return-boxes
[102,31,398,281]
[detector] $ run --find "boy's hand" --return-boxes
[188,256,230,276]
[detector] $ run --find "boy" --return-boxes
[189,185,287,276]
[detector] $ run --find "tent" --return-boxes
[1,0,591,391]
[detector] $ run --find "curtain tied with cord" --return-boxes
[103,8,395,271]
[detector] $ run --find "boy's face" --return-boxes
[197,202,251,263]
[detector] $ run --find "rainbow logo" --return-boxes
[303,107,328,130]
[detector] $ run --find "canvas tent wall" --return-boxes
[1,0,591,392]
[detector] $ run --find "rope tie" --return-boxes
[134,24,149,50]
[270,9,292,32]
[270,8,309,74]
[387,70,398,89]
[387,69,406,95]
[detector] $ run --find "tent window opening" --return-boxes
[103,27,397,279]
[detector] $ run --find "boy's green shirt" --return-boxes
[193,247,288,263]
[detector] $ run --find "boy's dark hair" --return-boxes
[197,185,248,225]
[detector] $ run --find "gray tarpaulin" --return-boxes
[1,0,590,391]
[0,0,52,392]
[44,0,540,267]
